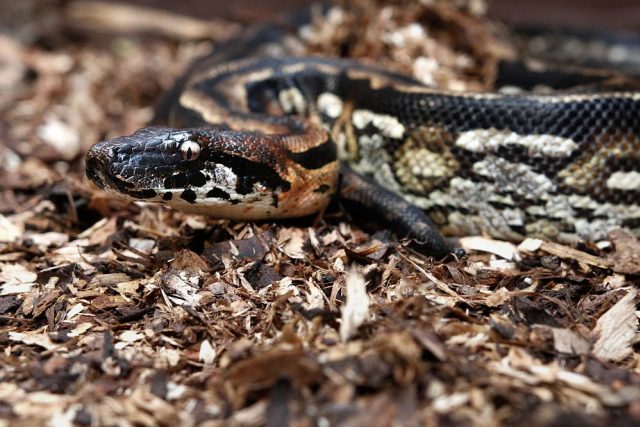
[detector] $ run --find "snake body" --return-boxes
[86,49,640,255]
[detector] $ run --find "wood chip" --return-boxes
[460,236,521,261]
[0,214,23,243]
[592,288,638,362]
[339,268,370,342]
[539,241,614,269]
[551,327,590,356]
[608,229,640,274]
[199,340,217,364]
[9,331,57,350]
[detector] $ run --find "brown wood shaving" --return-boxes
[521,239,615,269]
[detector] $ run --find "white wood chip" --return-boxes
[9,331,56,350]
[199,339,216,364]
[0,263,37,285]
[37,116,81,160]
[0,214,23,243]
[459,236,521,261]
[67,322,93,338]
[278,228,307,260]
[339,268,370,342]
[517,238,544,253]
[551,327,590,356]
[592,288,638,362]
[23,232,69,248]
[1,281,36,296]
[432,392,470,413]
[64,303,86,321]
[304,279,326,310]
[0,263,37,296]
[119,330,145,343]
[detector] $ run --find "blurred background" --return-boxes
[489,0,639,31]
[100,0,640,31]
[2,0,640,37]
[82,0,640,31]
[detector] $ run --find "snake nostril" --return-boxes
[85,154,107,189]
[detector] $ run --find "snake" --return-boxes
[85,19,640,257]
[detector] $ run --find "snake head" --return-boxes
[86,127,194,200]
[86,126,336,219]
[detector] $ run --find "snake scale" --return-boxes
[85,16,640,257]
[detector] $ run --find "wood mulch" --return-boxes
[1,1,639,425]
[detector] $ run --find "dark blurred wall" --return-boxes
[488,0,640,32]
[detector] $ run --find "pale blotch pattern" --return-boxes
[455,128,578,158]
[606,171,640,191]
[394,148,456,193]
[278,88,307,114]
[352,109,405,139]
[202,163,239,196]
[351,134,404,194]
[317,92,344,119]
[472,157,556,198]
[393,127,459,193]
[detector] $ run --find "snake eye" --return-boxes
[180,140,201,161]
